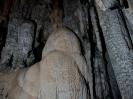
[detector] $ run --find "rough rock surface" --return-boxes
[0,19,35,69]
[98,9,133,99]
[0,27,90,99]
[0,0,133,99]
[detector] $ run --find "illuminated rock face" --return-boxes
[0,28,89,99]
[0,62,40,99]
[42,28,81,58]
[40,27,90,99]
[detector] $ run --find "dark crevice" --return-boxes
[93,1,122,99]
[8,55,13,68]
[31,20,37,49]
[123,0,129,8]
[33,43,45,62]
[0,0,4,13]
[33,26,45,62]
[87,0,122,99]
[93,3,115,99]
[110,2,121,10]
[92,1,122,99]
[0,19,8,59]
[87,2,97,99]
[119,0,129,8]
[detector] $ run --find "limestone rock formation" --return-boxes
[98,9,133,99]
[0,27,90,99]
[0,19,35,69]
[0,0,133,99]
[40,28,90,99]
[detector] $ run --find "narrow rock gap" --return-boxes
[92,3,114,99]
[121,0,129,8]
[87,2,97,99]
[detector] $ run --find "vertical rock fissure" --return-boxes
[93,3,114,99]
[87,3,96,99]
[88,1,114,99]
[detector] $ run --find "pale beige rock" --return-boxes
[0,63,40,99]
[40,28,90,99]
[0,28,90,99]
[42,27,81,58]
[40,51,88,99]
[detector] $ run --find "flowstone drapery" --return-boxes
[0,27,90,99]
[0,0,133,99]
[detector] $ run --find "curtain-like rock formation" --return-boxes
[0,0,133,99]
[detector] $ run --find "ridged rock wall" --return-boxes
[0,0,133,99]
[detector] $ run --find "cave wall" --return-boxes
[0,0,133,99]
